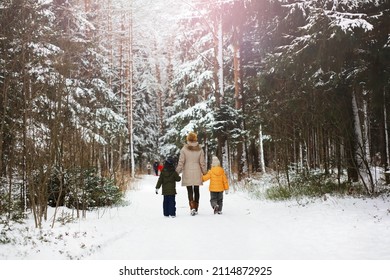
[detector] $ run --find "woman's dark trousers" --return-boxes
[186,185,199,211]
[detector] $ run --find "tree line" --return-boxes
[0,0,131,226]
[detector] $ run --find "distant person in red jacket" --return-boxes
[158,163,164,175]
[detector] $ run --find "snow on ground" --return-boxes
[1,174,390,260]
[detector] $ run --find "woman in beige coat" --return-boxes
[176,132,207,216]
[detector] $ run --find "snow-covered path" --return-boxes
[85,175,390,260]
[1,174,390,261]
[2,175,390,280]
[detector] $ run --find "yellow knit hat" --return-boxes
[186,132,198,142]
[211,156,220,167]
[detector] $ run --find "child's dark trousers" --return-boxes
[163,195,176,216]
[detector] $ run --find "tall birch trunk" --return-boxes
[213,12,225,160]
[232,19,244,180]
[128,5,135,178]
[217,20,223,101]
[362,91,371,163]
[118,13,125,171]
[352,89,374,192]
[155,44,163,133]
[259,125,266,173]
[384,88,390,169]
[352,90,364,164]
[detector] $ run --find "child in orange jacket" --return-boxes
[202,156,229,214]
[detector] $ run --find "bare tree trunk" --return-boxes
[352,90,364,166]
[384,88,390,169]
[352,89,375,193]
[214,15,224,108]
[127,4,135,178]
[0,77,7,177]
[212,12,224,159]
[166,39,175,107]
[155,53,163,134]
[259,125,266,173]
[232,20,244,180]
[119,12,125,172]
[362,91,371,163]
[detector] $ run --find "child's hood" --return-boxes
[162,166,176,177]
[210,166,225,176]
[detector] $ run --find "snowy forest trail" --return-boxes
[85,175,390,260]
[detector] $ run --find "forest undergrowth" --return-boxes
[235,169,390,202]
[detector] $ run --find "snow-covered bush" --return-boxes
[47,168,124,210]
[266,171,364,200]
